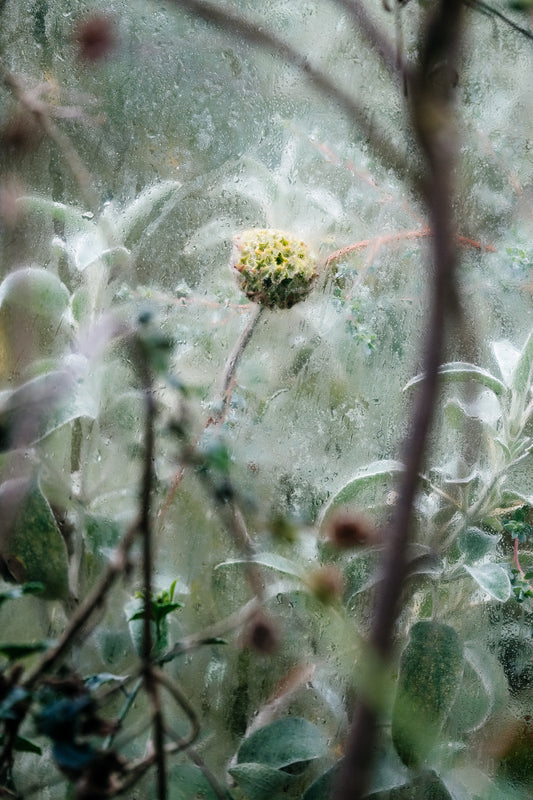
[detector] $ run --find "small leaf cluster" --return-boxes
[502,506,533,544]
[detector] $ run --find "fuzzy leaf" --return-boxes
[405,363,506,396]
[0,477,70,599]
[511,329,533,395]
[464,563,511,601]
[458,527,498,563]
[229,763,292,800]
[319,459,404,527]
[110,181,182,246]
[237,717,327,769]
[170,764,225,800]
[492,340,521,386]
[392,621,464,768]
[216,552,305,580]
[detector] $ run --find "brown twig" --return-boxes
[166,0,413,186]
[113,666,200,796]
[158,304,263,527]
[136,350,167,800]
[331,0,403,79]
[0,63,100,216]
[336,1,465,797]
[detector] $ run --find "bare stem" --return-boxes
[336,2,465,797]
[137,351,167,800]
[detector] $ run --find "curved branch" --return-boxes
[165,0,414,185]
[336,1,466,797]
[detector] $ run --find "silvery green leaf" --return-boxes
[109,181,182,246]
[464,564,511,602]
[405,363,506,396]
[510,329,533,395]
[318,459,404,527]
[492,340,521,387]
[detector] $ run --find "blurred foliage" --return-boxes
[1,0,533,798]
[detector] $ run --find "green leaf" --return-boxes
[0,369,97,451]
[303,744,409,800]
[447,646,495,735]
[492,340,521,386]
[16,195,94,232]
[216,552,305,580]
[111,181,182,247]
[84,673,128,691]
[404,363,506,396]
[511,330,533,395]
[0,640,54,659]
[0,582,44,606]
[0,734,42,755]
[0,477,70,600]
[392,621,464,768]
[229,763,293,800]
[458,527,498,563]
[169,763,227,800]
[464,564,511,601]
[319,459,404,527]
[0,267,70,319]
[237,717,327,769]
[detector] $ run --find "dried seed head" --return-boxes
[307,565,344,604]
[232,229,316,309]
[328,512,379,548]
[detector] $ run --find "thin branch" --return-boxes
[464,0,533,42]
[336,1,465,797]
[0,63,101,216]
[208,304,264,427]
[114,667,200,796]
[158,303,263,527]
[136,351,167,800]
[165,0,414,185]
[331,0,403,79]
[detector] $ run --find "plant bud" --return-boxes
[232,229,316,309]
[328,512,379,548]
[242,611,279,655]
[307,565,344,604]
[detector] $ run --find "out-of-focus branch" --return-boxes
[0,62,101,215]
[336,1,465,798]
[165,0,414,185]
[331,0,404,79]
[464,0,533,42]
[136,350,167,800]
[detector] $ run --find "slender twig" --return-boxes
[158,304,263,527]
[136,351,167,800]
[331,0,403,79]
[464,0,533,42]
[324,226,495,272]
[158,596,260,665]
[336,2,465,797]
[165,0,413,186]
[208,304,264,428]
[0,63,100,216]
[113,667,200,796]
